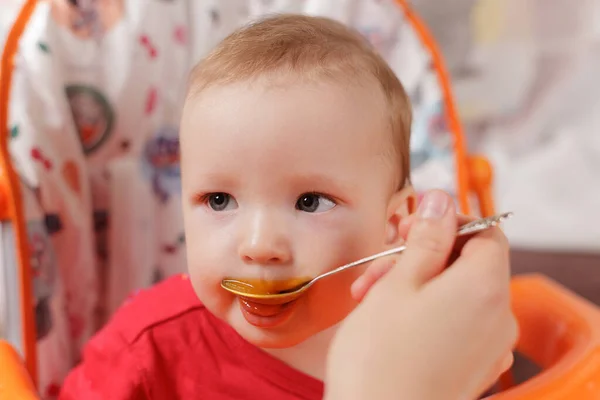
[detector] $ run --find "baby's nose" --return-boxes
[238,213,292,265]
[239,242,291,265]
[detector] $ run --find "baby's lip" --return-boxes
[238,297,299,328]
[239,298,295,318]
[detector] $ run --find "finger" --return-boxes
[350,209,469,302]
[484,351,516,394]
[479,352,515,397]
[460,226,510,262]
[398,213,476,242]
[449,227,512,295]
[351,247,462,302]
[385,190,457,288]
[397,213,477,274]
[490,351,516,385]
[436,223,511,283]
[492,315,519,379]
[350,257,395,302]
[397,214,417,240]
[455,214,477,225]
[430,231,516,393]
[500,352,514,373]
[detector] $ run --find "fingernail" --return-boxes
[418,191,449,219]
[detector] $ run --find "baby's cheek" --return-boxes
[326,228,379,271]
[302,222,383,330]
[305,280,358,336]
[305,250,364,330]
[188,263,232,316]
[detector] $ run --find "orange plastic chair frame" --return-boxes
[0,0,493,391]
[0,0,39,384]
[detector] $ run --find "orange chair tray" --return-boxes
[490,274,600,399]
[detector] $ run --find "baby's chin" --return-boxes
[241,329,310,349]
[220,299,335,350]
[203,289,349,349]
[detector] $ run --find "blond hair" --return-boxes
[187,14,411,186]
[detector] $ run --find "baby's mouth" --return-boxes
[237,296,300,328]
[238,297,296,317]
[224,277,310,327]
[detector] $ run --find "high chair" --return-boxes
[0,1,598,399]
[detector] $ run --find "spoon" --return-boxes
[221,212,513,305]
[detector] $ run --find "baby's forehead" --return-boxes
[181,14,411,186]
[182,75,389,141]
[181,78,402,185]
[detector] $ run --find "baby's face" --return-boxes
[181,77,406,348]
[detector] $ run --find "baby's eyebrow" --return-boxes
[290,173,354,194]
[186,171,239,191]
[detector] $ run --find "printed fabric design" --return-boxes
[49,0,125,40]
[65,85,115,155]
[28,218,59,340]
[142,125,181,204]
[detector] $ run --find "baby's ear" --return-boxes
[385,186,416,246]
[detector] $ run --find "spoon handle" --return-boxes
[314,212,513,283]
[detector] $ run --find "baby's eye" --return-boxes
[295,193,336,213]
[206,193,238,211]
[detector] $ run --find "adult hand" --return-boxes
[351,212,478,303]
[324,190,517,400]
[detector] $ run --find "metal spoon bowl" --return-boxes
[221,212,513,305]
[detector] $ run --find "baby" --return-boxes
[60,14,415,399]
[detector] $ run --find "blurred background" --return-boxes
[412,0,600,303]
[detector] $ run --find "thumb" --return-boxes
[386,190,457,288]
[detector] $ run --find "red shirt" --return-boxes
[59,274,324,400]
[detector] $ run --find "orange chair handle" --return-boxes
[0,340,40,399]
[467,155,495,217]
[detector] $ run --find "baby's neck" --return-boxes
[264,325,338,381]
